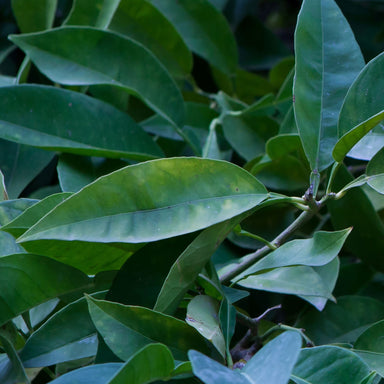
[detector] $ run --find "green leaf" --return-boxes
[235,229,350,281]
[64,0,119,28]
[0,85,162,160]
[293,0,364,171]
[149,0,237,74]
[0,169,8,201]
[48,363,123,384]
[18,158,268,245]
[189,331,301,384]
[219,297,236,363]
[327,165,384,271]
[107,234,195,308]
[333,110,384,163]
[292,346,370,384]
[354,320,384,377]
[366,147,384,194]
[222,114,278,162]
[0,254,90,326]
[2,192,71,238]
[108,0,192,78]
[154,217,245,315]
[298,257,340,311]
[0,199,38,226]
[0,139,54,199]
[186,295,226,359]
[297,296,384,345]
[57,155,127,193]
[20,295,102,367]
[12,0,57,33]
[10,27,184,127]
[237,265,334,301]
[108,344,176,384]
[87,297,210,361]
[337,52,384,161]
[0,331,30,384]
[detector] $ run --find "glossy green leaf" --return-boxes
[149,0,237,74]
[298,257,340,311]
[189,331,301,384]
[87,296,210,361]
[237,265,334,301]
[219,297,236,362]
[0,331,30,384]
[186,295,225,359]
[2,192,71,237]
[293,0,364,171]
[222,114,278,162]
[0,254,90,326]
[109,0,192,78]
[57,155,127,193]
[12,0,57,33]
[235,229,350,281]
[10,27,184,127]
[291,346,370,384]
[20,295,102,367]
[49,363,123,384]
[107,234,195,308]
[333,110,384,162]
[337,52,384,161]
[366,147,384,194]
[108,344,175,384]
[0,199,38,226]
[354,320,384,377]
[64,0,119,28]
[297,296,384,345]
[327,165,384,271]
[18,158,268,245]
[0,139,54,199]
[0,85,162,160]
[154,217,245,315]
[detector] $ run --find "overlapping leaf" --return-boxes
[294,0,364,171]
[17,158,268,245]
[10,27,184,126]
[0,85,162,160]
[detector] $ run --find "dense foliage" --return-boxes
[1,0,384,383]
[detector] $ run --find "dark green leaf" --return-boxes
[292,346,369,384]
[0,85,163,160]
[10,27,184,126]
[12,0,57,33]
[327,165,384,271]
[337,52,384,161]
[2,192,71,237]
[297,296,384,345]
[0,331,30,384]
[87,296,210,361]
[20,295,102,367]
[293,0,364,171]
[108,0,192,78]
[108,344,176,384]
[64,0,119,28]
[366,147,384,194]
[149,0,237,74]
[154,217,247,315]
[0,254,90,326]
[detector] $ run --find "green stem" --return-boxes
[220,209,314,284]
[236,229,277,250]
[326,162,342,194]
